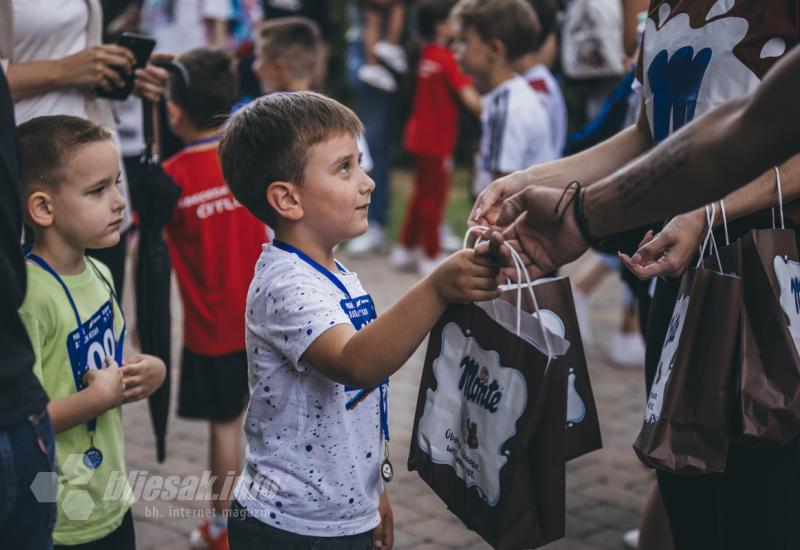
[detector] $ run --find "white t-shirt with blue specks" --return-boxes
[234,244,383,537]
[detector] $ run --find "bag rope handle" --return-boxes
[462,226,554,363]
[697,204,723,273]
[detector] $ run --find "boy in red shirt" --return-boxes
[393,0,481,275]
[162,48,268,550]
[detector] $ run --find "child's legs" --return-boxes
[416,156,450,258]
[177,349,248,518]
[398,155,431,248]
[361,6,382,65]
[573,253,614,295]
[210,413,244,516]
[385,1,406,44]
[54,508,135,550]
[228,500,373,549]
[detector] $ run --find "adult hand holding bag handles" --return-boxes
[738,168,800,443]
[634,205,742,474]
[408,231,570,549]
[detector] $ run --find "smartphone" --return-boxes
[96,32,156,101]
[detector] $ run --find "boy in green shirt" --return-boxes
[17,115,166,549]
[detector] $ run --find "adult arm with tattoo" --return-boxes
[485,46,800,279]
[469,99,654,227]
[582,45,800,237]
[620,155,800,280]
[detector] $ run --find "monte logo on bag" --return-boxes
[773,255,800,352]
[458,356,504,413]
[646,296,689,424]
[417,323,528,505]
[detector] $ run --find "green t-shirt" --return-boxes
[19,257,133,546]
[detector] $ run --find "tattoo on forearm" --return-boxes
[616,129,695,210]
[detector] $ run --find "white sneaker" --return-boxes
[390,245,421,271]
[623,528,639,549]
[374,40,408,73]
[608,331,646,368]
[572,289,594,347]
[440,223,462,253]
[347,225,388,256]
[357,64,397,92]
[419,253,448,277]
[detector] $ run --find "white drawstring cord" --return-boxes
[697,204,723,273]
[461,226,555,364]
[719,200,730,246]
[776,166,785,230]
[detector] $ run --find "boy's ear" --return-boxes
[166,99,183,129]
[26,190,55,228]
[489,38,507,61]
[266,181,303,221]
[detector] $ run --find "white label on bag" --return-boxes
[773,255,800,355]
[417,323,528,506]
[646,295,690,423]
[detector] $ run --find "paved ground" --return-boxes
[122,248,654,550]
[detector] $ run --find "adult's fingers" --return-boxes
[100,64,126,88]
[99,44,136,67]
[631,232,671,265]
[495,191,527,227]
[619,252,652,280]
[469,186,499,224]
[635,230,655,253]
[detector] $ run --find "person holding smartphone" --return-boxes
[0,0,169,294]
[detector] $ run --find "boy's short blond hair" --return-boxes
[18,115,113,189]
[219,91,363,226]
[256,17,322,84]
[452,0,541,61]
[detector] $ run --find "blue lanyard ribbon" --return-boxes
[184,135,219,148]
[272,240,389,441]
[26,254,125,433]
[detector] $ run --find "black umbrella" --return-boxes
[132,98,181,463]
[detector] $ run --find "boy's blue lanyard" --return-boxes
[184,135,218,148]
[272,240,390,443]
[25,254,125,438]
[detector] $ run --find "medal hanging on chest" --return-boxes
[381,441,393,482]
[84,433,104,469]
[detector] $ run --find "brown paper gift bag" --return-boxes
[408,240,572,549]
[715,171,800,444]
[634,206,741,474]
[500,276,602,461]
[407,302,568,549]
[738,225,800,443]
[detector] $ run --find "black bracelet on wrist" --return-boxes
[555,180,605,250]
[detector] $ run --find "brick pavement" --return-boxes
[123,253,654,550]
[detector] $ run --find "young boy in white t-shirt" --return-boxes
[453,0,557,196]
[218,91,501,549]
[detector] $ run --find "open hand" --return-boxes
[619,209,707,280]
[120,354,166,403]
